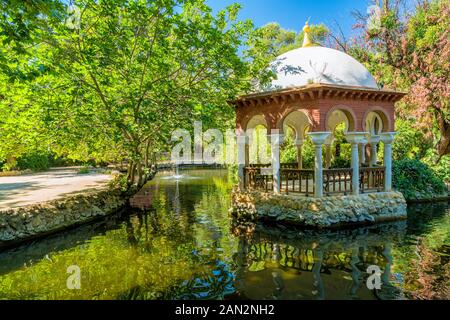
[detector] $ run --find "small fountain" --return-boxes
[160,162,199,181]
[161,162,186,180]
[172,163,184,180]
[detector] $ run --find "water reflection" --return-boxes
[231,221,408,300]
[0,170,448,300]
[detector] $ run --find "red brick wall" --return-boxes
[236,97,395,134]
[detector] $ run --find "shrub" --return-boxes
[393,158,446,200]
[331,156,351,169]
[16,152,50,171]
[393,118,432,160]
[108,174,129,193]
[430,156,450,183]
[422,153,450,184]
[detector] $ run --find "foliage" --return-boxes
[16,152,50,171]
[331,156,351,169]
[255,22,329,57]
[280,127,296,163]
[423,154,450,183]
[392,158,446,200]
[0,0,274,184]
[301,138,315,169]
[107,174,130,193]
[393,118,433,160]
[352,0,449,160]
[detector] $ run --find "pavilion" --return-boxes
[230,22,406,198]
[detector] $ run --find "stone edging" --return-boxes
[230,189,408,229]
[0,187,129,247]
[0,169,159,247]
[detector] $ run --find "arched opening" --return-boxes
[365,111,384,135]
[364,110,389,167]
[280,110,312,169]
[245,115,270,165]
[325,108,356,169]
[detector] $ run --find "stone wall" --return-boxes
[0,185,129,246]
[230,189,407,229]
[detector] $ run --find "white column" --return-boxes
[324,135,334,169]
[245,144,250,166]
[308,132,331,198]
[369,135,381,166]
[268,132,284,194]
[237,134,248,190]
[295,139,303,169]
[359,139,367,166]
[380,132,397,192]
[346,133,368,196]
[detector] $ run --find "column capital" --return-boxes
[345,132,369,144]
[380,132,397,144]
[368,135,381,144]
[308,132,331,145]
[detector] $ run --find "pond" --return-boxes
[0,169,448,300]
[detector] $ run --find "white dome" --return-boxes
[270,46,378,90]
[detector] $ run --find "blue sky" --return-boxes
[206,0,375,38]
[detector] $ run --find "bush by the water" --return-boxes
[16,152,50,171]
[393,159,446,200]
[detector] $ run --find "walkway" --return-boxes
[0,167,113,209]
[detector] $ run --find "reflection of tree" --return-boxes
[403,240,449,300]
[391,203,449,300]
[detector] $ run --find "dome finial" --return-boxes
[302,20,314,48]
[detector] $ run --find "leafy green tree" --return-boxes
[351,0,449,161]
[0,0,274,182]
[253,22,329,57]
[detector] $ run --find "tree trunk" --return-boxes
[144,141,151,168]
[128,161,136,185]
[436,116,450,162]
[136,161,144,187]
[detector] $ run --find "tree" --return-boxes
[351,0,449,161]
[18,0,270,185]
[253,21,329,57]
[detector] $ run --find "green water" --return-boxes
[0,169,448,300]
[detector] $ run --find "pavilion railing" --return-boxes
[244,166,385,196]
[323,168,353,195]
[243,167,273,191]
[248,163,299,169]
[359,166,385,193]
[280,162,300,169]
[281,169,315,196]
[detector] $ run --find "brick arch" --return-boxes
[276,108,314,137]
[237,110,271,135]
[362,106,392,133]
[325,105,357,132]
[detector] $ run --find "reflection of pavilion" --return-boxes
[231,22,406,198]
[233,223,406,300]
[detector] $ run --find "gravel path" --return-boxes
[0,168,113,209]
